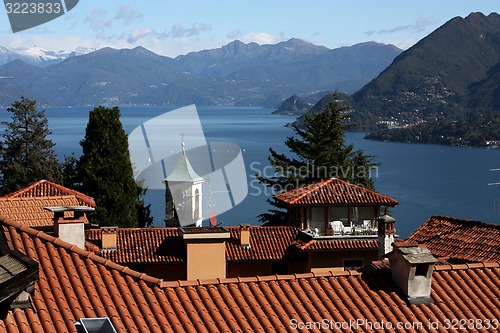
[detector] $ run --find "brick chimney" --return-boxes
[378,214,396,259]
[45,206,94,249]
[239,224,251,248]
[387,241,437,304]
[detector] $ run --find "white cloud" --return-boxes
[127,27,154,43]
[365,17,436,36]
[84,10,111,32]
[242,32,281,45]
[115,5,143,25]
[168,22,211,38]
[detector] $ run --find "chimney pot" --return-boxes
[45,206,94,249]
[101,227,118,250]
[239,224,251,248]
[378,214,396,259]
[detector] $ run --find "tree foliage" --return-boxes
[0,97,61,194]
[258,93,378,225]
[136,180,153,228]
[79,106,141,227]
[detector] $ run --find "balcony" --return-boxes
[307,219,378,237]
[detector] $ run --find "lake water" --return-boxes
[1,106,499,238]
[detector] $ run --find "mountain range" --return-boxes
[351,12,500,128]
[0,39,401,107]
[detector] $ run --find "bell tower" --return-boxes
[164,141,204,227]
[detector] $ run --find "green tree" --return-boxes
[0,97,61,194]
[79,106,139,227]
[62,152,81,189]
[258,94,377,225]
[136,180,153,228]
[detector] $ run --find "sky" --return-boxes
[0,1,498,57]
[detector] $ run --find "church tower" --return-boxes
[164,142,204,227]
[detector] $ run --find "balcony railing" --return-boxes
[329,220,378,236]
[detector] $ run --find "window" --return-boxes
[75,318,117,333]
[352,206,374,226]
[309,207,326,235]
[330,207,349,226]
[194,188,200,219]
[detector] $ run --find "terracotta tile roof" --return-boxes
[0,216,166,332]
[225,226,300,261]
[2,216,500,333]
[87,226,301,264]
[4,180,96,207]
[0,196,88,227]
[293,234,379,251]
[274,177,399,206]
[87,228,185,263]
[157,262,500,333]
[407,215,500,262]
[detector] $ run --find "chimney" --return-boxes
[240,224,251,248]
[378,214,396,259]
[387,241,437,304]
[101,227,118,250]
[45,206,95,249]
[181,227,230,280]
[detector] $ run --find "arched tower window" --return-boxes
[195,188,200,219]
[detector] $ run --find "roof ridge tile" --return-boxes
[158,269,365,289]
[431,214,500,228]
[3,180,95,206]
[275,177,398,206]
[433,261,500,271]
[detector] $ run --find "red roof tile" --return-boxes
[5,180,95,207]
[0,216,166,332]
[0,196,88,227]
[407,215,500,262]
[1,216,500,333]
[274,178,398,206]
[87,228,185,263]
[293,235,379,251]
[87,226,301,264]
[226,226,299,261]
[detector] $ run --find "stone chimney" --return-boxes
[387,241,438,304]
[101,227,118,250]
[378,214,396,259]
[240,224,251,248]
[45,206,95,249]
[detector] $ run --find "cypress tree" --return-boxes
[258,93,377,225]
[79,106,138,227]
[0,97,61,194]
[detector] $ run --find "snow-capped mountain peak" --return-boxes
[0,46,96,67]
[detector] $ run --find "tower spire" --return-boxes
[164,138,204,227]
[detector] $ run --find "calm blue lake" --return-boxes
[1,105,499,238]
